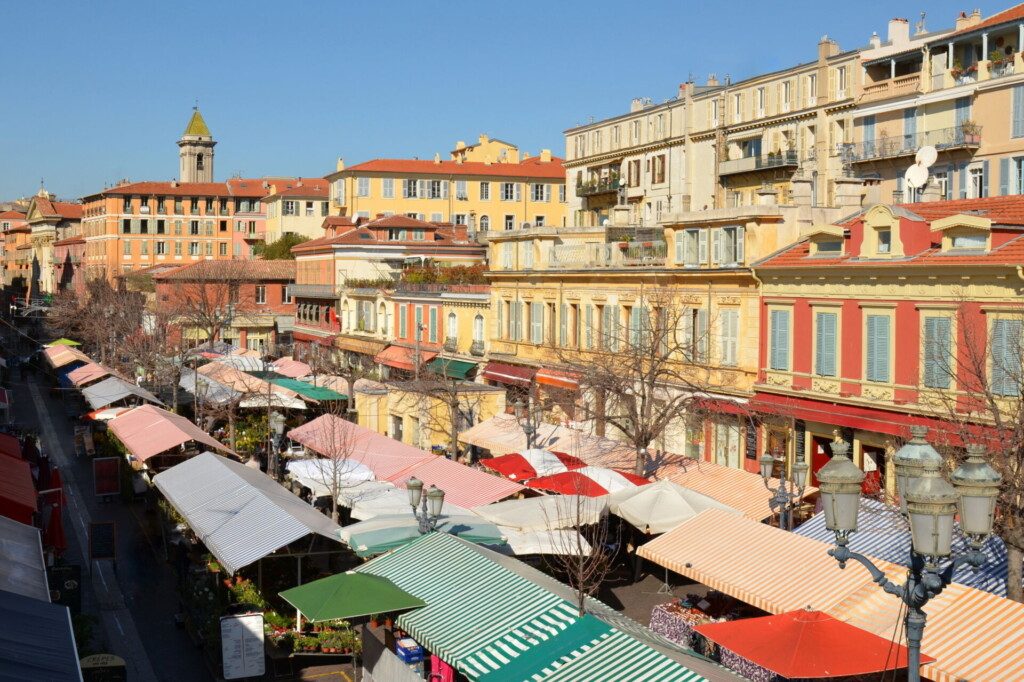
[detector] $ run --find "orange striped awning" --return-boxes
[637,508,904,615]
[535,368,580,391]
[374,345,436,372]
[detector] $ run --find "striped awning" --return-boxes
[358,533,704,681]
[386,455,524,508]
[637,508,904,615]
[535,369,580,391]
[375,345,436,371]
[481,361,536,387]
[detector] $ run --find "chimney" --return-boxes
[869,31,881,48]
[677,82,689,98]
[969,8,982,27]
[706,73,718,87]
[336,157,345,172]
[478,134,490,145]
[630,97,645,112]
[433,153,441,164]
[455,140,466,150]
[888,17,910,46]
[522,151,531,160]
[171,180,178,188]
[540,149,552,163]
[818,36,840,60]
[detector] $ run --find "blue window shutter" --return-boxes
[770,310,781,370]
[1013,86,1024,139]
[864,115,876,141]
[903,108,916,140]
[982,159,990,198]
[815,312,837,377]
[814,313,824,374]
[866,316,877,381]
[923,317,952,389]
[866,315,889,383]
[955,96,971,127]
[771,310,790,371]
[992,319,1008,395]
[1001,158,1011,196]
[945,165,954,199]
[958,163,968,199]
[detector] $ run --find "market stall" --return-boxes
[472,494,607,532]
[609,479,740,535]
[107,404,234,470]
[526,466,650,497]
[480,448,586,481]
[0,589,82,680]
[0,516,50,602]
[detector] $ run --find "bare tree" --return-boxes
[304,346,374,424]
[553,288,722,475]
[47,278,145,365]
[920,300,1024,602]
[292,410,366,522]
[160,260,257,348]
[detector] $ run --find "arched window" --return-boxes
[473,314,484,342]
[479,215,490,232]
[196,153,205,171]
[378,303,388,336]
[447,312,458,340]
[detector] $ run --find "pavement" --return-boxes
[11,365,212,681]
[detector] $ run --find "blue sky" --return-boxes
[3,0,976,200]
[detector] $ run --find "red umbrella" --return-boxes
[694,609,935,679]
[481,449,585,481]
[525,466,650,497]
[40,469,67,557]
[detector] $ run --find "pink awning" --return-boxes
[387,456,524,508]
[67,363,112,388]
[271,358,312,379]
[108,404,234,462]
[374,345,436,372]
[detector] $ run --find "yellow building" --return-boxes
[326,135,567,233]
[262,178,330,243]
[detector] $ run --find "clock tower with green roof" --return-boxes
[178,106,216,183]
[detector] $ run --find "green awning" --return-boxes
[47,338,81,347]
[477,615,611,680]
[269,378,347,401]
[279,572,425,622]
[426,357,477,380]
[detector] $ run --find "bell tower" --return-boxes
[178,106,216,183]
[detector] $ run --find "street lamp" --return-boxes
[407,476,446,534]
[513,397,543,450]
[758,449,808,530]
[818,431,1001,682]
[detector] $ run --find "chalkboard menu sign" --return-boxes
[89,522,116,561]
[744,420,758,460]
[48,564,82,614]
[221,613,265,680]
[80,654,127,682]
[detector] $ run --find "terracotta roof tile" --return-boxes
[365,214,435,229]
[344,157,565,180]
[152,259,295,281]
[86,179,268,199]
[894,196,1024,226]
[321,216,355,229]
[263,178,329,200]
[941,4,1024,40]
[0,211,26,220]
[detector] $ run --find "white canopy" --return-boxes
[497,528,593,556]
[337,512,482,544]
[472,495,607,532]
[81,376,163,410]
[213,355,267,372]
[338,481,471,521]
[608,479,742,534]
[286,458,375,499]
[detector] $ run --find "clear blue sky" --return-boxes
[4,0,977,200]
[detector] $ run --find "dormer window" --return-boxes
[877,229,892,254]
[804,224,845,257]
[951,233,986,250]
[930,213,992,253]
[816,239,843,254]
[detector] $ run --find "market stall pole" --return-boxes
[817,432,1002,682]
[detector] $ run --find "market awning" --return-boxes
[426,357,476,380]
[81,377,164,411]
[335,335,387,356]
[535,368,580,390]
[42,345,91,370]
[269,378,346,402]
[341,514,506,558]
[497,528,593,557]
[477,615,611,680]
[472,495,607,532]
[0,455,38,525]
[0,515,50,602]
[386,455,525,508]
[153,452,343,574]
[609,479,741,535]
[269,358,311,379]
[0,590,82,680]
[108,404,234,462]
[526,467,651,497]
[279,572,426,622]
[338,481,472,521]
[695,609,929,679]
[66,363,111,388]
[481,448,586,481]
[46,338,80,347]
[481,361,535,387]
[0,433,22,459]
[374,345,436,372]
[285,458,375,499]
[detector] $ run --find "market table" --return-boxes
[649,601,716,649]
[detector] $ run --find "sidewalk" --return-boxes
[16,376,212,681]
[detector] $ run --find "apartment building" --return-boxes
[24,189,82,297]
[262,178,330,243]
[326,135,567,233]
[0,210,28,302]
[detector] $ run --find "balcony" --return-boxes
[287,283,338,299]
[469,339,485,357]
[841,125,981,164]
[718,150,799,176]
[443,337,457,353]
[547,240,667,269]
[860,73,921,103]
[576,177,621,197]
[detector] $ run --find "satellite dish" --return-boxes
[915,145,938,168]
[905,164,928,189]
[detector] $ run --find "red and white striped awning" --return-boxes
[481,362,535,387]
[526,466,651,497]
[481,449,586,481]
[535,368,580,391]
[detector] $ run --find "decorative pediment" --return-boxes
[801,223,844,240]
[929,213,992,233]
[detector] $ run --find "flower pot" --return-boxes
[384,617,393,628]
[369,619,379,628]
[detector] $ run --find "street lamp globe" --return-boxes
[791,458,809,488]
[407,476,424,509]
[759,453,775,481]
[894,425,943,515]
[426,485,445,518]
[950,443,1002,546]
[816,441,865,535]
[513,399,525,420]
[903,459,958,559]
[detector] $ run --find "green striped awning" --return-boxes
[269,378,347,401]
[426,357,477,380]
[357,533,704,681]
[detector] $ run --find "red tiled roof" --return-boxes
[34,197,83,220]
[263,178,329,199]
[0,211,26,220]
[943,4,1024,39]
[152,259,296,281]
[53,236,85,246]
[344,157,565,180]
[894,196,1024,226]
[365,214,435,229]
[322,216,355,229]
[85,178,269,199]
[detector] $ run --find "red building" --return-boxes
[752,197,1024,495]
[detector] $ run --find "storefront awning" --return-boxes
[0,455,37,525]
[535,368,580,390]
[335,335,387,356]
[269,378,347,402]
[374,345,436,372]
[480,361,535,387]
[426,357,477,380]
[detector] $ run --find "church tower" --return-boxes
[177,107,216,183]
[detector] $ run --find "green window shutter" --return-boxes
[399,305,407,338]
[559,304,568,346]
[429,308,438,342]
[983,159,990,198]
[1001,158,1011,197]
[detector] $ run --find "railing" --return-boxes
[990,61,1016,79]
[576,178,621,197]
[718,150,799,176]
[287,283,338,299]
[841,125,981,164]
[470,339,485,356]
[443,337,457,352]
[547,240,667,268]
[621,240,668,266]
[860,73,921,102]
[393,283,489,294]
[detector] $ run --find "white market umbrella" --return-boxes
[497,528,593,556]
[472,495,607,532]
[608,479,742,535]
[286,458,375,499]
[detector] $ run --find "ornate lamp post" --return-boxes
[406,476,446,534]
[513,397,543,450]
[817,431,1001,682]
[759,450,809,530]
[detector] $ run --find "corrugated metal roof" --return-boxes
[0,590,81,680]
[153,452,342,574]
[0,516,50,602]
[81,376,163,410]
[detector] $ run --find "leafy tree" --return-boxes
[255,234,310,260]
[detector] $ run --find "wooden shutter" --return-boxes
[815,312,836,377]
[441,181,449,199]
[1014,86,1024,139]
[696,309,709,361]
[711,228,722,265]
[991,319,1021,396]
[675,233,684,264]
[514,183,522,201]
[923,317,951,389]
[559,304,568,346]
[1001,158,1011,196]
[496,301,504,339]
[866,315,890,383]
[735,226,746,264]
[629,306,641,346]
[698,230,709,264]
[958,162,967,199]
[770,309,790,371]
[682,309,694,361]
[982,159,990,198]
[585,304,593,349]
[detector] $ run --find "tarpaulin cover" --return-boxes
[279,572,425,622]
[0,590,81,681]
[0,455,37,524]
[108,404,234,461]
[526,466,651,497]
[481,448,585,481]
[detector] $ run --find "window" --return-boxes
[479,215,490,232]
[205,241,213,256]
[710,99,720,126]
[123,197,132,213]
[430,213,443,223]
[399,304,407,338]
[769,309,791,371]
[951,233,987,250]
[835,66,848,97]
[123,240,131,257]
[1013,85,1024,138]
[155,241,166,255]
[189,241,199,256]
[679,307,707,361]
[283,200,297,216]
[305,201,315,216]
[534,216,545,227]
[530,302,545,344]
[479,182,490,200]
[521,242,533,269]
[255,285,266,304]
[501,183,519,201]
[427,308,438,343]
[453,214,466,226]
[205,198,214,212]
[174,241,182,256]
[382,178,394,198]
[531,183,549,202]
[814,311,838,376]
[675,228,706,266]
[189,198,200,213]
[174,220,182,235]
[187,220,198,235]
[877,229,891,254]
[816,239,843,254]
[923,316,952,389]
[121,219,131,234]
[282,286,292,304]
[446,312,457,341]
[807,73,817,105]
[756,87,766,116]
[455,180,467,199]
[402,179,418,198]
[413,229,425,241]
[715,226,745,265]
[935,170,950,200]
[782,81,791,111]
[356,177,370,197]
[473,314,484,342]
[504,215,515,230]
[612,125,621,148]
[427,180,445,199]
[501,243,513,268]
[720,309,739,366]
[991,318,1022,396]
[414,306,423,340]
[140,240,149,256]
[733,93,742,123]
[156,219,165,234]
[865,314,891,383]
[652,155,666,184]
[969,166,986,199]
[558,185,566,203]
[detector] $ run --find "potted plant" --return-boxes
[990,50,1006,66]
[951,60,964,79]
[960,119,982,143]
